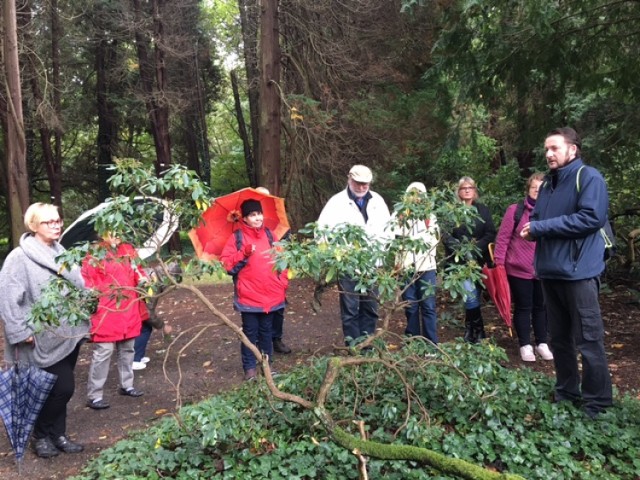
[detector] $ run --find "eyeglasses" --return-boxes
[40,219,64,228]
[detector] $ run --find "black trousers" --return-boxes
[508,275,547,347]
[33,343,82,440]
[541,278,612,412]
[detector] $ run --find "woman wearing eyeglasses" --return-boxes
[444,177,496,343]
[0,203,89,458]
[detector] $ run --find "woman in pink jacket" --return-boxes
[494,173,553,362]
[82,235,146,409]
[220,199,288,381]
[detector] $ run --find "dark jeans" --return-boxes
[402,270,438,343]
[508,275,547,347]
[34,343,81,440]
[541,278,612,412]
[134,320,153,362]
[272,308,284,340]
[241,311,274,371]
[338,276,378,345]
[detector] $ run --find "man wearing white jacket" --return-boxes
[390,182,440,343]
[317,165,391,345]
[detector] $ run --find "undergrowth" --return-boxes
[71,341,640,479]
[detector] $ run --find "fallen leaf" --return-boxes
[202,360,212,368]
[155,409,168,415]
[611,343,625,349]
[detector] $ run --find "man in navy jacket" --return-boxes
[521,127,612,418]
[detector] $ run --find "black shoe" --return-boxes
[118,387,144,397]
[52,435,84,454]
[474,325,487,341]
[273,338,292,354]
[86,398,110,410]
[33,437,60,458]
[463,323,476,343]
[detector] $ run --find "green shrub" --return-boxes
[72,341,640,479]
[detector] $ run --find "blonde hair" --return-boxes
[457,176,478,201]
[24,203,60,233]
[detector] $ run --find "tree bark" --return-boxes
[132,0,172,176]
[3,0,30,246]
[238,0,260,185]
[96,36,119,201]
[49,0,63,210]
[258,0,281,194]
[231,69,253,185]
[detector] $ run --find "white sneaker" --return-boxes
[132,361,147,371]
[520,345,536,362]
[535,343,554,361]
[141,357,150,364]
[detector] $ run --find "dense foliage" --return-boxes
[71,341,640,479]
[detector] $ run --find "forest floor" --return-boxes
[1,278,639,479]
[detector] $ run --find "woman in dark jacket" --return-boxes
[445,176,496,343]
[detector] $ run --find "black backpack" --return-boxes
[575,166,616,261]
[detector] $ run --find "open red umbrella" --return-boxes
[188,187,290,261]
[482,244,513,336]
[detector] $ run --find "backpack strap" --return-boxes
[511,200,526,236]
[265,228,274,246]
[228,229,248,276]
[576,165,585,192]
[227,228,274,276]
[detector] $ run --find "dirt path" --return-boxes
[1,279,638,479]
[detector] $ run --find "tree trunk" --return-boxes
[96,36,119,201]
[238,0,260,185]
[258,0,281,194]
[196,64,211,186]
[3,0,30,246]
[231,69,253,185]
[132,0,172,176]
[21,1,57,210]
[49,0,63,210]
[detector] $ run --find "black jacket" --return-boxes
[444,202,496,266]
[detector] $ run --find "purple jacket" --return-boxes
[494,198,536,280]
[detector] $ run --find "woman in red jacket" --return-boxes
[82,234,146,409]
[220,199,288,381]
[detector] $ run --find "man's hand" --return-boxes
[520,222,534,241]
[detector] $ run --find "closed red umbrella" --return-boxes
[482,245,513,336]
[189,188,290,261]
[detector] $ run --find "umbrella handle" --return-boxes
[488,242,495,263]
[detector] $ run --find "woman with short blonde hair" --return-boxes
[444,176,496,343]
[0,203,88,457]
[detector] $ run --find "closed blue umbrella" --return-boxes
[0,363,57,471]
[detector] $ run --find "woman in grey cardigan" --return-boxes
[0,203,89,458]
